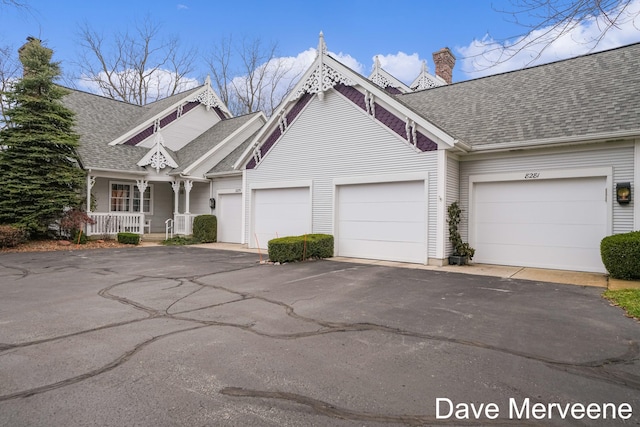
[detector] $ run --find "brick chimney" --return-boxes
[432,47,455,85]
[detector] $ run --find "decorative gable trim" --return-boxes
[292,33,355,101]
[369,56,411,94]
[137,133,178,173]
[112,77,230,147]
[410,60,444,91]
[335,84,437,152]
[237,33,456,170]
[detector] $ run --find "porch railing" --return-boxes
[174,214,196,235]
[87,213,145,236]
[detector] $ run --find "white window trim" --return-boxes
[109,181,154,215]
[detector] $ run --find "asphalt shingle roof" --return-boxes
[399,43,640,147]
[172,112,261,173]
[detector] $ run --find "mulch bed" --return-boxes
[0,239,130,253]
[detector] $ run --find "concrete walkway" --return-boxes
[143,241,616,288]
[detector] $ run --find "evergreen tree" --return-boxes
[0,38,84,235]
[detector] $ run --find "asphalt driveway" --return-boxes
[0,246,638,426]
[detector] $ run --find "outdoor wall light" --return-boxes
[616,182,631,204]
[209,198,216,209]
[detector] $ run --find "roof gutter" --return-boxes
[84,167,148,176]
[204,170,242,178]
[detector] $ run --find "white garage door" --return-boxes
[218,193,242,243]
[337,180,426,263]
[472,177,608,273]
[252,187,310,249]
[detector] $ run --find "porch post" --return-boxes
[171,181,181,214]
[184,180,193,214]
[86,175,95,213]
[136,180,148,211]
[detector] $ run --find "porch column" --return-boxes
[136,179,148,211]
[171,181,181,214]
[86,175,96,213]
[184,180,193,214]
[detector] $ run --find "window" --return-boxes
[110,182,153,214]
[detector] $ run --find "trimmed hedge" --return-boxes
[601,231,640,280]
[117,232,141,245]
[268,234,334,263]
[0,225,26,248]
[193,215,217,243]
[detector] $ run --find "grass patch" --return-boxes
[603,289,640,320]
[161,236,201,246]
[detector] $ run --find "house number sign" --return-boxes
[524,172,540,179]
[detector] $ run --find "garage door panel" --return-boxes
[337,180,426,264]
[339,239,425,264]
[478,243,604,272]
[476,200,605,225]
[473,177,607,273]
[340,220,425,242]
[340,181,424,203]
[218,193,242,243]
[476,177,603,202]
[340,201,425,222]
[476,222,605,249]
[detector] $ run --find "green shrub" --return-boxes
[162,236,200,246]
[305,234,334,258]
[193,215,217,243]
[601,231,640,280]
[268,234,334,263]
[117,232,140,245]
[0,225,26,248]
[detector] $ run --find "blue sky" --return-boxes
[2,0,640,89]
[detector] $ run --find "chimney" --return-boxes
[432,47,455,85]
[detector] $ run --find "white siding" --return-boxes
[459,142,635,242]
[445,154,460,256]
[187,182,211,215]
[244,89,440,259]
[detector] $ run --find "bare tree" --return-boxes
[468,0,640,70]
[207,35,303,117]
[75,16,199,105]
[0,44,20,130]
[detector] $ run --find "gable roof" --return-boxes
[235,33,458,169]
[171,112,263,174]
[400,43,640,150]
[64,85,263,175]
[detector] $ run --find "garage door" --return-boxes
[218,193,242,243]
[252,187,310,248]
[337,180,426,263]
[472,177,608,272]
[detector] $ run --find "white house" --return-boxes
[63,77,265,242]
[63,34,639,273]
[233,34,639,273]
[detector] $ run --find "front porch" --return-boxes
[86,213,198,238]
[84,174,209,238]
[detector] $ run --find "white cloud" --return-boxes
[458,0,640,78]
[372,52,425,84]
[177,4,189,10]
[329,51,364,74]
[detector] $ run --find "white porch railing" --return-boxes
[174,214,196,236]
[87,213,145,236]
